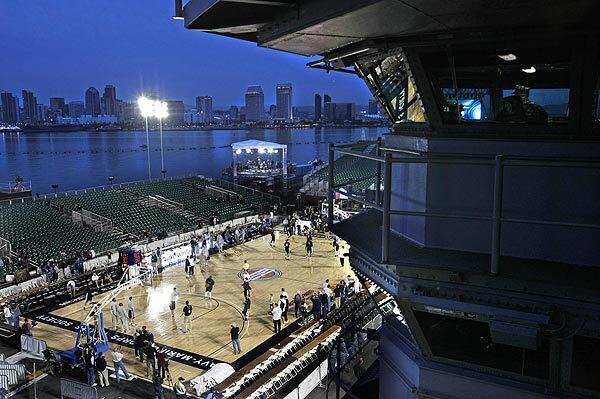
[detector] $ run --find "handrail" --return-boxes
[328,143,600,274]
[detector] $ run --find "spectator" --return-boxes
[96,352,109,387]
[272,304,282,333]
[230,323,241,355]
[153,370,164,399]
[145,343,157,377]
[111,346,130,383]
[157,349,169,379]
[293,291,302,318]
[82,346,96,386]
[174,377,187,399]
[21,318,34,336]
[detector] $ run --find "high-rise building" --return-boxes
[22,90,38,124]
[166,100,185,125]
[36,104,48,123]
[314,93,322,122]
[102,85,117,116]
[275,83,293,122]
[368,99,379,115]
[228,106,239,121]
[85,87,101,116]
[67,101,85,118]
[195,96,213,124]
[1,92,19,124]
[323,94,332,122]
[245,85,265,122]
[328,102,355,123]
[49,97,66,117]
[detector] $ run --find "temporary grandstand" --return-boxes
[0,176,278,273]
[300,141,380,197]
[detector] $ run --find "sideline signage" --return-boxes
[60,379,97,399]
[32,312,222,370]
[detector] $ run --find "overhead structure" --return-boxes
[230,140,288,189]
[178,2,600,399]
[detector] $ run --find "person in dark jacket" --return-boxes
[96,352,109,387]
[242,297,251,321]
[153,370,164,399]
[230,323,241,354]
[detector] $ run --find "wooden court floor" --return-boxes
[32,230,353,381]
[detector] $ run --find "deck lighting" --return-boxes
[522,66,536,74]
[235,149,242,155]
[497,53,517,61]
[245,149,252,154]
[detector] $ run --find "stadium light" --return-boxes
[138,97,155,118]
[245,149,252,154]
[235,149,242,155]
[138,96,153,180]
[154,101,169,179]
[258,147,265,154]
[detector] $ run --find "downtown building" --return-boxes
[21,90,38,124]
[85,87,101,117]
[102,85,117,116]
[1,92,19,125]
[195,96,213,124]
[275,83,293,122]
[244,85,265,122]
[314,93,322,122]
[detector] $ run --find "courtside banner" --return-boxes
[30,312,223,370]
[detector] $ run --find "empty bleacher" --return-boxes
[50,189,191,239]
[0,176,276,277]
[301,143,379,196]
[0,202,120,267]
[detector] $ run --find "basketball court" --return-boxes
[30,229,352,381]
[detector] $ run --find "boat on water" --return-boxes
[0,124,22,133]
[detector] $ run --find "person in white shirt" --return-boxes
[170,288,179,317]
[110,298,118,329]
[242,271,251,283]
[339,246,347,267]
[272,305,282,333]
[66,280,76,297]
[91,272,100,288]
[117,303,128,332]
[174,376,187,398]
[110,347,130,383]
[3,305,11,324]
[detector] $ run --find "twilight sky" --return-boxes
[0,1,372,107]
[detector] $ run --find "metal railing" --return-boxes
[327,140,600,274]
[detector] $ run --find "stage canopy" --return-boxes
[231,140,287,153]
[231,140,288,188]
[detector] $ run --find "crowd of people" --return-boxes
[1,206,359,398]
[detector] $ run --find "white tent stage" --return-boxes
[230,140,288,188]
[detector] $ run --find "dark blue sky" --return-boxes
[0,1,372,107]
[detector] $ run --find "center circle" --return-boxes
[238,268,282,281]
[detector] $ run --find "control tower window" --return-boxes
[356,54,426,124]
[421,45,571,124]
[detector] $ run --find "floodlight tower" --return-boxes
[154,101,169,179]
[138,97,154,180]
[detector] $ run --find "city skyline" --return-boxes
[0,1,372,107]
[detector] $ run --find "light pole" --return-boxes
[108,176,115,187]
[138,97,154,180]
[154,101,169,179]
